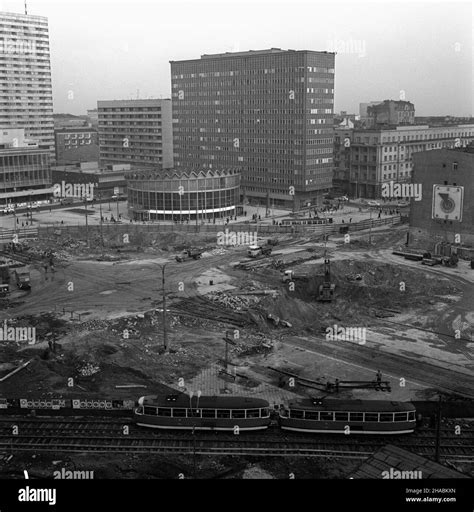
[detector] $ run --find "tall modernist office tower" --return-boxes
[170,49,335,208]
[0,12,54,157]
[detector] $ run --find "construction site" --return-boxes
[0,205,473,480]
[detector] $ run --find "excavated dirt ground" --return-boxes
[1,223,473,478]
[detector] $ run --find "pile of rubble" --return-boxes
[77,362,100,376]
[22,244,72,262]
[208,291,259,310]
[231,332,275,356]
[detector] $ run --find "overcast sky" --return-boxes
[1,0,472,116]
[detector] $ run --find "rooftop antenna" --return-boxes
[136,89,140,99]
[25,0,28,14]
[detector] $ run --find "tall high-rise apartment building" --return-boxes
[98,99,173,169]
[0,12,54,158]
[170,49,335,208]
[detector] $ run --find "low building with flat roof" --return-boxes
[0,129,52,207]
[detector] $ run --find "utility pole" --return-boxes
[83,197,89,247]
[98,193,104,255]
[368,207,373,245]
[223,330,237,373]
[159,264,168,351]
[116,195,120,220]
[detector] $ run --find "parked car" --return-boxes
[397,201,410,207]
[367,200,381,207]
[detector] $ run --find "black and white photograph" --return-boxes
[0,0,473,508]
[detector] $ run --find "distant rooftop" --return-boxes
[97,99,171,106]
[202,48,290,58]
[354,122,474,132]
[351,445,468,479]
[171,48,334,63]
[0,11,48,20]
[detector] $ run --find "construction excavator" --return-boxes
[318,258,335,302]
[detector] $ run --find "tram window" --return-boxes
[231,410,245,419]
[158,408,172,417]
[320,412,334,421]
[380,413,394,422]
[335,412,349,421]
[350,412,364,422]
[172,408,187,417]
[394,412,408,422]
[202,409,216,418]
[365,413,379,422]
[261,408,270,418]
[246,409,260,418]
[144,406,157,416]
[408,411,415,421]
[216,409,231,419]
[290,410,305,419]
[305,411,319,420]
[189,409,201,418]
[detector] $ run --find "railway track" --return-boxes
[1,418,473,462]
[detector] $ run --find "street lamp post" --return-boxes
[83,196,89,247]
[157,263,168,351]
[369,207,373,245]
[98,193,104,255]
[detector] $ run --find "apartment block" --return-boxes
[367,100,415,128]
[333,124,474,198]
[0,12,54,158]
[98,99,173,169]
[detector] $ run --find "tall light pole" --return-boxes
[98,192,104,255]
[368,207,373,245]
[83,196,89,247]
[157,263,168,351]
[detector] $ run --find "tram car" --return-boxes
[279,398,416,435]
[135,394,271,431]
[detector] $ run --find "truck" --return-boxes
[247,245,272,258]
[281,269,311,283]
[421,252,442,266]
[0,264,10,296]
[175,248,203,262]
[14,267,31,290]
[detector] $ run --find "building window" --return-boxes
[452,162,458,171]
